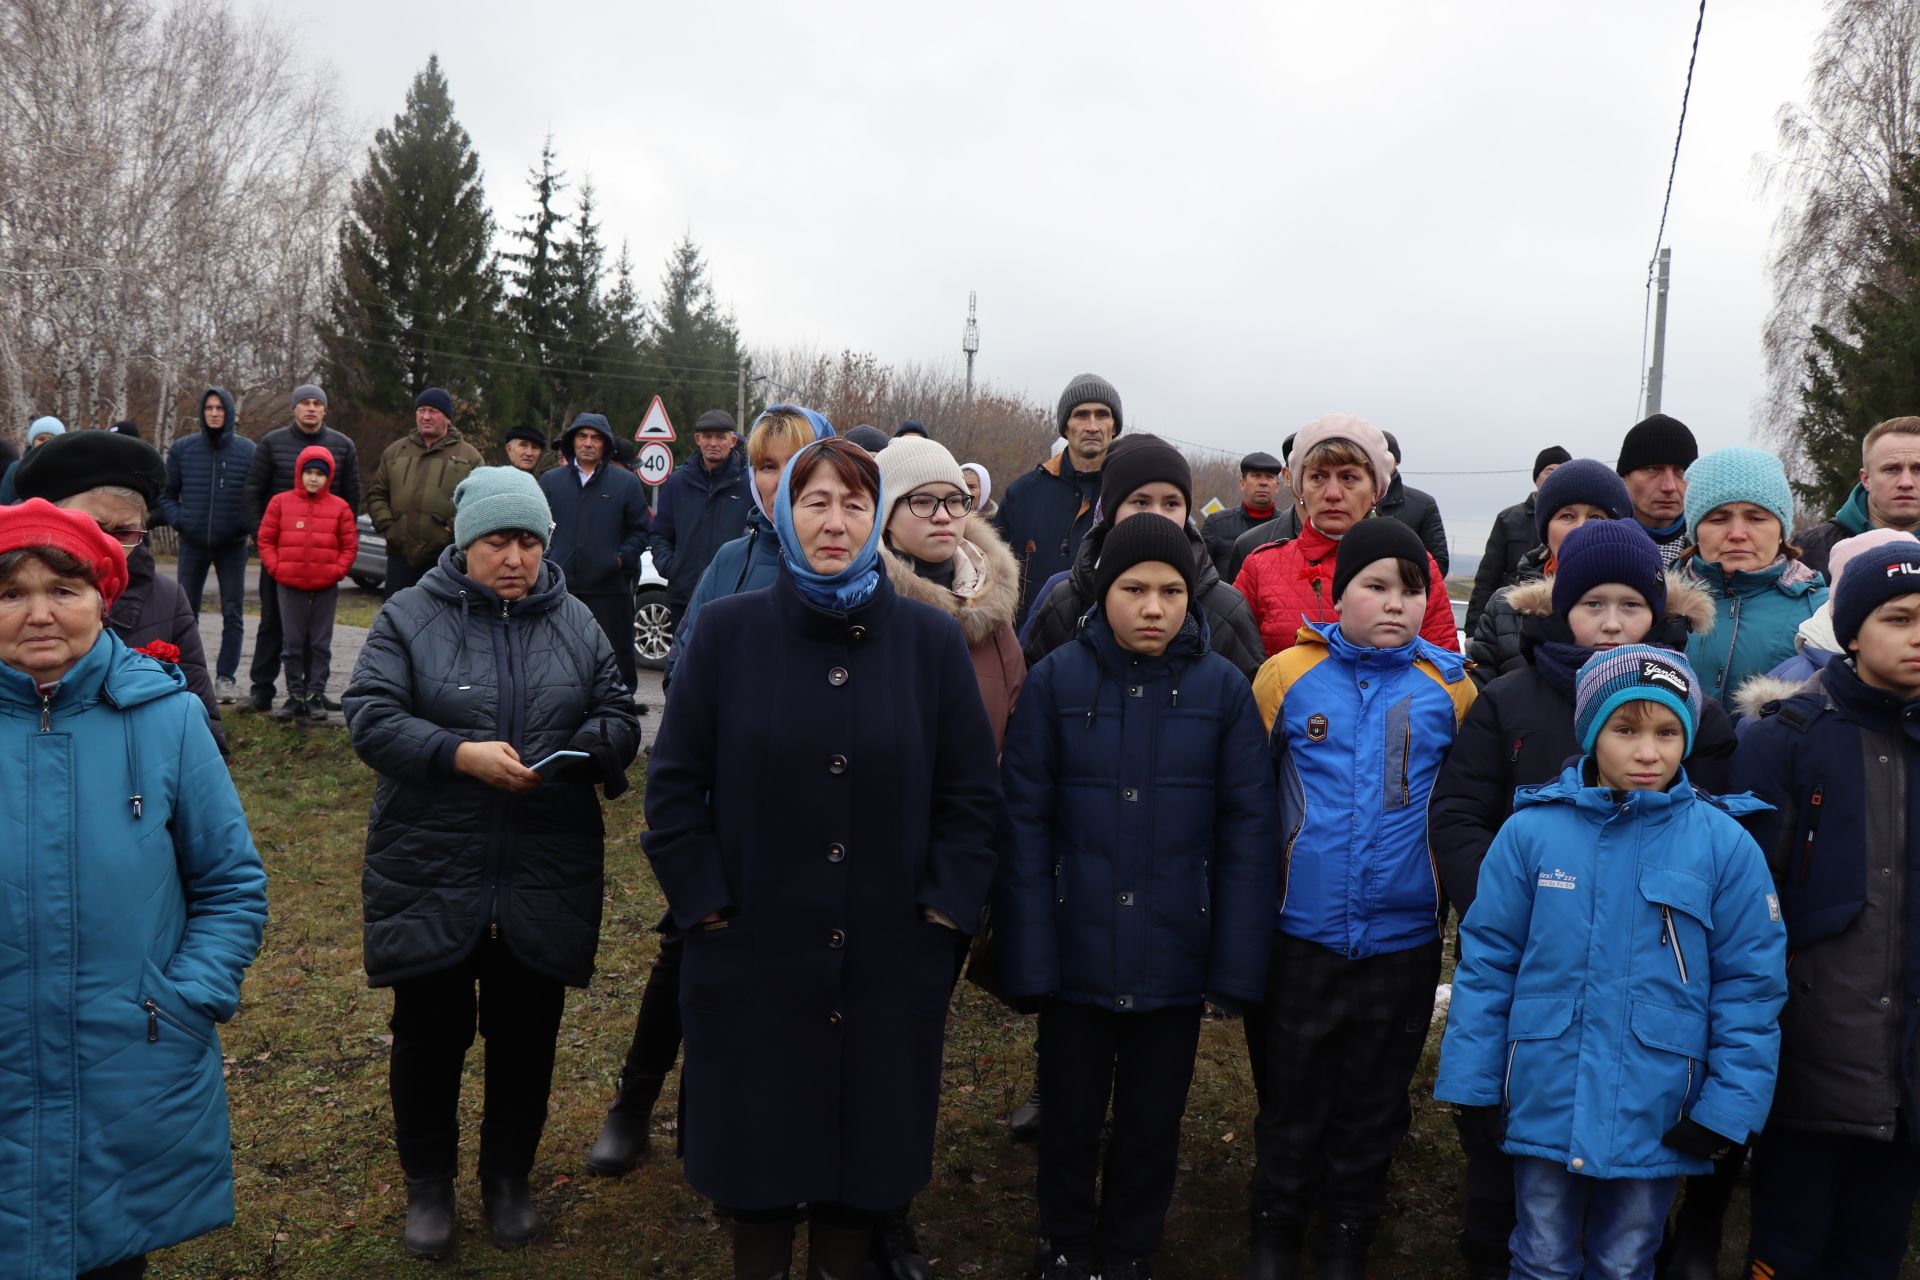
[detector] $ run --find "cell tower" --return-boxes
[961,292,980,400]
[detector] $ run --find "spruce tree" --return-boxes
[317,56,503,424]
[645,233,743,455]
[499,137,568,431]
[1796,154,1920,515]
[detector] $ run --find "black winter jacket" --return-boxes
[111,547,228,755]
[343,549,641,988]
[1429,572,1734,918]
[243,422,361,533]
[158,388,256,548]
[1465,545,1551,687]
[1376,473,1450,576]
[994,451,1103,625]
[650,443,751,608]
[539,462,651,596]
[1731,660,1920,1142]
[1466,494,1536,633]
[1202,504,1281,578]
[1226,506,1305,584]
[1021,518,1266,680]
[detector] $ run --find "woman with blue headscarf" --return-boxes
[644,436,1004,1278]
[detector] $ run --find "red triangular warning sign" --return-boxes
[635,396,676,442]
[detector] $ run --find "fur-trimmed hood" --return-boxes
[1733,671,1821,723]
[1501,570,1715,635]
[882,514,1021,646]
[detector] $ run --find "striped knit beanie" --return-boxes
[1573,644,1702,756]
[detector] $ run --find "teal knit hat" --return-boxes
[1573,644,1702,757]
[453,465,553,550]
[1683,446,1794,541]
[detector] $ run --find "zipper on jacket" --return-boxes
[1504,1041,1519,1107]
[1799,785,1825,885]
[1680,1058,1695,1120]
[1509,736,1524,764]
[1401,722,1411,806]
[39,689,51,732]
[143,996,209,1046]
[145,1000,159,1042]
[1660,905,1689,983]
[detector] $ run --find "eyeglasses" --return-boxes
[902,493,975,519]
[97,526,146,549]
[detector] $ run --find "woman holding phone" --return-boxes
[344,466,640,1261]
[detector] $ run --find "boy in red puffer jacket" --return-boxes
[258,444,356,722]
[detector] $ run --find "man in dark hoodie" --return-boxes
[539,412,650,691]
[161,387,257,701]
[1376,431,1450,576]
[648,409,749,627]
[995,373,1120,623]
[242,383,361,715]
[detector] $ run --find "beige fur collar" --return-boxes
[882,515,1021,645]
[1504,571,1715,636]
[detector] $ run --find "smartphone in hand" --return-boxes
[528,749,591,774]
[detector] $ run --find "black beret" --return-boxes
[14,429,167,506]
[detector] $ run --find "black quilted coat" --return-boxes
[344,546,640,987]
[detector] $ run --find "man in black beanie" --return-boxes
[1616,414,1697,568]
[994,372,1122,622]
[1376,432,1451,577]
[1466,445,1569,634]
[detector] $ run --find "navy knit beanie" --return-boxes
[414,387,454,418]
[1551,520,1667,619]
[1833,541,1920,651]
[1536,459,1633,543]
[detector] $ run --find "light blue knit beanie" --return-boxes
[1683,446,1793,540]
[27,416,65,444]
[453,466,553,550]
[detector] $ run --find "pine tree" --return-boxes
[554,178,610,419]
[317,56,503,425]
[645,233,743,455]
[1796,154,1920,515]
[498,137,568,431]
[595,241,651,428]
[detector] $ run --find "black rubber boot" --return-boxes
[1313,1219,1375,1280]
[585,1073,662,1176]
[806,1222,870,1280]
[1656,1223,1722,1280]
[734,1219,796,1280]
[1246,1206,1305,1280]
[478,1173,542,1250]
[866,1208,932,1280]
[1009,1084,1042,1143]
[401,1176,457,1260]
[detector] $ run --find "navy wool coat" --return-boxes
[644,570,1002,1212]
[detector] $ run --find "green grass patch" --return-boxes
[155,715,1846,1278]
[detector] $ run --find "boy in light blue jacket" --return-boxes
[1436,645,1786,1280]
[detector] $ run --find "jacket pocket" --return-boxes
[1630,998,1710,1119]
[1639,866,1712,986]
[680,923,756,1015]
[1382,696,1413,812]
[1503,996,1576,1107]
[140,956,214,1049]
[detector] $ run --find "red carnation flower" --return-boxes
[135,640,182,664]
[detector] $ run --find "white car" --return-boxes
[352,515,675,671]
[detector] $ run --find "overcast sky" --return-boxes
[250,0,1831,551]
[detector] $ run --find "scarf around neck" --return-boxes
[774,439,884,612]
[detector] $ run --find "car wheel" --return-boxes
[633,588,674,671]
[350,572,383,592]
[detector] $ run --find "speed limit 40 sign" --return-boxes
[636,440,675,486]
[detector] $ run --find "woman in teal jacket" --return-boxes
[0,500,268,1279]
[1676,447,1827,714]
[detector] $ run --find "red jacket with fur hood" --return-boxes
[259,444,357,591]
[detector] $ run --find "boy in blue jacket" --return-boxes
[1247,518,1476,1280]
[997,513,1278,1280]
[1731,539,1920,1280]
[1437,646,1786,1280]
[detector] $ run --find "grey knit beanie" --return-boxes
[1056,373,1123,438]
[453,466,554,549]
[291,383,328,411]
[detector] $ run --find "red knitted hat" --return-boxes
[0,498,130,606]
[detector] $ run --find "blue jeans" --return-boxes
[1510,1157,1676,1280]
[176,538,247,680]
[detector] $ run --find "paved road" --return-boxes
[162,567,663,751]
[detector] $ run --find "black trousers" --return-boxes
[388,937,567,1181]
[1747,1127,1920,1280]
[616,929,685,1091]
[576,588,636,692]
[1250,933,1440,1226]
[383,551,427,599]
[1037,1000,1203,1261]
[248,563,282,695]
[1453,1102,1515,1266]
[78,1256,146,1279]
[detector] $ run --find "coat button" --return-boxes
[827,843,846,863]
[1122,787,1138,801]
[828,666,849,686]
[829,929,846,948]
[849,626,867,641]
[1118,891,1134,906]
[828,1011,843,1027]
[1570,1157,1584,1171]
[828,754,848,774]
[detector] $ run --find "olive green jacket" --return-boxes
[366,427,484,566]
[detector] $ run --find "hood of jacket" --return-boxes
[200,386,236,444]
[688,438,748,492]
[1796,602,1839,657]
[1066,513,1225,602]
[1680,551,1826,600]
[293,443,336,497]
[1292,617,1470,684]
[1077,605,1210,680]
[0,625,185,716]
[421,542,570,616]
[1825,482,1873,538]
[558,413,616,460]
[1502,571,1716,637]
[1733,670,1821,722]
[1515,759,1770,824]
[882,514,1021,645]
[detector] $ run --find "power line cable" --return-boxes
[1637,0,1707,416]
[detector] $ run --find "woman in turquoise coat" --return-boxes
[1675,447,1827,715]
[0,500,268,1279]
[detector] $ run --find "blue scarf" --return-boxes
[1646,515,1687,540]
[747,404,835,522]
[774,429,885,612]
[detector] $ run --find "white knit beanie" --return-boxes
[876,437,970,521]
